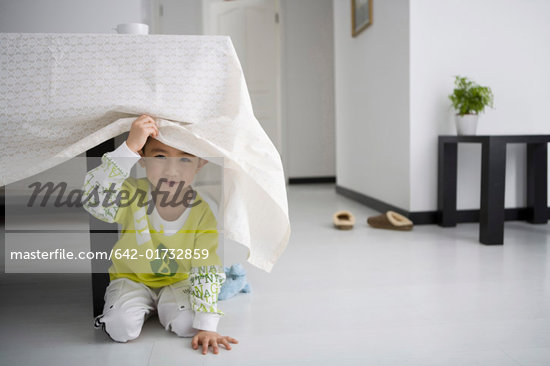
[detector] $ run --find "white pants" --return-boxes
[94,277,196,342]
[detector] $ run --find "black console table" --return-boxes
[438,135,549,244]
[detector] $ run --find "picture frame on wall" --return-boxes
[351,0,372,37]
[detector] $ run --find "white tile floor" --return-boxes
[1,183,550,365]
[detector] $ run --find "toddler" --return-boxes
[82,115,238,354]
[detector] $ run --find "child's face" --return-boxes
[138,138,207,195]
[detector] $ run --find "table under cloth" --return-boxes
[0,33,290,272]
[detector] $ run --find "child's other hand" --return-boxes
[126,115,159,153]
[191,330,239,355]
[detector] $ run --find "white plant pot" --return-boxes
[455,114,479,135]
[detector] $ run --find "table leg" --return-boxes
[527,143,548,224]
[438,141,458,227]
[86,138,116,318]
[480,139,506,244]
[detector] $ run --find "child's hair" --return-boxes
[141,136,197,158]
[141,136,152,155]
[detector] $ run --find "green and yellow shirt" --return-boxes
[82,142,225,331]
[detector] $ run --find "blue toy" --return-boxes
[218,263,251,300]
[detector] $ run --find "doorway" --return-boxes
[203,0,283,161]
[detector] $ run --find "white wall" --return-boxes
[281,0,336,178]
[333,0,410,209]
[410,0,550,211]
[0,0,150,34]
[155,0,202,35]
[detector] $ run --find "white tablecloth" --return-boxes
[0,33,290,272]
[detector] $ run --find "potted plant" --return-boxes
[449,76,494,135]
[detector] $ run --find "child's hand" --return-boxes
[191,330,239,355]
[126,115,159,153]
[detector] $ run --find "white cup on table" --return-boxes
[115,23,149,35]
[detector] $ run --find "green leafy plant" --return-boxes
[449,76,494,116]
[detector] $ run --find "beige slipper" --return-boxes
[367,211,413,231]
[333,210,355,230]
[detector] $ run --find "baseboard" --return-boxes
[335,184,550,225]
[288,176,336,184]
